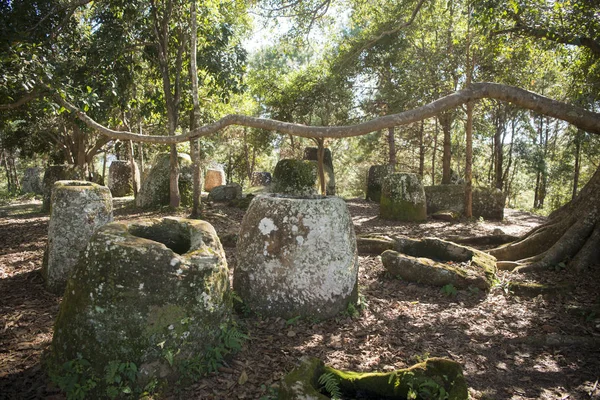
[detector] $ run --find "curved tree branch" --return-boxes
[0,90,43,111]
[50,82,600,144]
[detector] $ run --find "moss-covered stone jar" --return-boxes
[41,165,85,212]
[42,180,113,294]
[365,164,395,202]
[278,357,468,400]
[47,217,231,393]
[380,172,427,221]
[136,153,193,208]
[271,159,318,196]
[234,194,358,319]
[108,159,140,197]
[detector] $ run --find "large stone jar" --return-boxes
[204,168,226,192]
[366,165,395,202]
[21,167,43,195]
[380,172,427,221]
[42,180,113,294]
[48,217,231,392]
[108,159,140,197]
[136,153,193,208]
[41,165,84,212]
[271,159,318,196]
[234,194,358,319]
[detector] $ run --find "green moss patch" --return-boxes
[278,357,468,400]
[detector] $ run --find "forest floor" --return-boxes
[1,197,599,400]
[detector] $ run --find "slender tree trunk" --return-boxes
[573,129,582,200]
[102,151,107,184]
[439,113,452,184]
[388,126,396,169]
[138,123,144,178]
[2,148,14,192]
[418,121,425,177]
[189,0,201,216]
[316,138,326,195]
[128,140,138,197]
[465,101,474,218]
[432,117,438,185]
[494,109,506,190]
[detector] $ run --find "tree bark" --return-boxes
[388,126,396,169]
[465,101,473,218]
[490,165,600,272]
[418,121,425,177]
[572,129,582,200]
[439,112,452,184]
[432,117,438,185]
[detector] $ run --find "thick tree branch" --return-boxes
[50,83,600,145]
[0,90,43,110]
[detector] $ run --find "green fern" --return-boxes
[318,372,342,400]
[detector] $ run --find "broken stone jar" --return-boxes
[48,217,231,392]
[42,180,113,294]
[234,194,358,319]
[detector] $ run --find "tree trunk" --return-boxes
[388,126,396,169]
[418,121,425,177]
[489,165,600,272]
[316,138,326,195]
[432,117,438,185]
[493,109,506,190]
[465,101,473,218]
[573,129,582,200]
[169,144,180,208]
[439,112,452,184]
[128,140,138,197]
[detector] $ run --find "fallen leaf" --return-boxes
[238,370,248,385]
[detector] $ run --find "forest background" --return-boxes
[1,0,599,216]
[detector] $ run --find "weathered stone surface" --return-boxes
[21,167,43,195]
[381,236,497,290]
[303,147,335,195]
[204,168,226,192]
[136,153,193,208]
[432,210,460,221]
[424,184,506,220]
[278,356,468,400]
[108,159,140,197]
[42,181,113,294]
[380,172,427,221]
[271,159,318,196]
[41,165,84,212]
[207,183,243,202]
[48,217,231,393]
[234,194,358,319]
[251,171,272,186]
[366,165,394,202]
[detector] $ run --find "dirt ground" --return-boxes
[1,197,599,400]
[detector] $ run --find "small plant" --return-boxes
[467,286,480,296]
[412,352,430,363]
[50,358,98,400]
[286,315,301,326]
[258,383,279,400]
[318,372,342,400]
[551,261,567,272]
[441,284,457,297]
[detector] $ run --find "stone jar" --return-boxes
[366,165,395,202]
[234,194,358,319]
[136,153,193,208]
[48,217,231,392]
[271,159,318,196]
[108,159,140,197]
[380,172,427,221]
[41,165,84,212]
[42,180,113,294]
[204,168,226,192]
